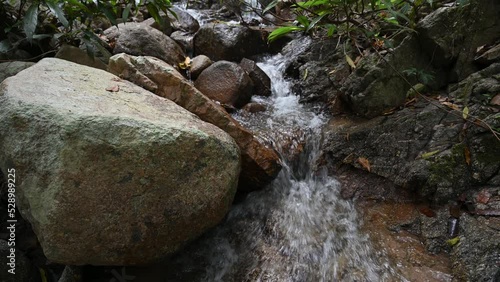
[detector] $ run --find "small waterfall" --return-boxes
[164,38,403,281]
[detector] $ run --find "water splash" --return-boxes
[164,38,402,281]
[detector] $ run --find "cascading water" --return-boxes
[164,38,405,281]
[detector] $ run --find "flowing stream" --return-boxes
[164,37,403,281]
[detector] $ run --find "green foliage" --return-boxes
[402,67,435,85]
[0,0,173,59]
[265,0,462,43]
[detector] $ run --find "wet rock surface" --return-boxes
[360,202,453,282]
[240,58,272,97]
[321,47,500,282]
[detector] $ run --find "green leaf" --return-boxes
[39,268,47,282]
[268,26,303,42]
[24,3,39,42]
[446,237,460,246]
[263,0,279,13]
[306,13,329,33]
[83,30,112,61]
[296,15,310,28]
[326,24,336,37]
[166,7,178,20]
[122,3,133,23]
[295,0,329,9]
[46,0,69,28]
[81,35,95,59]
[0,40,12,53]
[65,0,90,13]
[147,3,162,26]
[98,4,118,26]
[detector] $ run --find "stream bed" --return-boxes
[161,42,405,282]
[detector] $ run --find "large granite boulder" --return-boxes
[0,58,240,265]
[103,23,185,66]
[194,61,254,108]
[55,44,108,70]
[193,23,268,62]
[108,54,282,191]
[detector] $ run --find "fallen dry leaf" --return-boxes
[449,204,461,218]
[405,97,416,106]
[382,108,396,115]
[105,85,120,92]
[476,190,491,204]
[345,54,356,69]
[420,150,440,159]
[462,106,469,119]
[442,101,460,111]
[419,207,436,217]
[491,94,500,106]
[464,146,471,166]
[357,157,371,172]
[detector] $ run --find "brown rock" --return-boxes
[109,54,282,191]
[0,61,35,83]
[193,23,268,62]
[240,58,272,97]
[194,61,254,108]
[169,7,200,33]
[242,102,267,113]
[141,17,173,35]
[55,44,108,70]
[103,23,185,66]
[190,55,213,79]
[170,31,194,54]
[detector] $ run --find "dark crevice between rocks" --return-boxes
[0,168,65,282]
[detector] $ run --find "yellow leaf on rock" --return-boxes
[462,106,469,119]
[179,56,191,70]
[421,150,440,159]
[345,54,356,69]
[357,157,371,172]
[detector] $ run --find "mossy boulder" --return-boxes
[0,58,241,265]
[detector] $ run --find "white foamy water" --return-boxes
[164,38,403,281]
